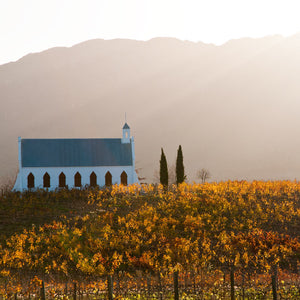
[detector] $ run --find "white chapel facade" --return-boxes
[13,123,139,191]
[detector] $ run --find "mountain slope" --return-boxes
[1,35,300,182]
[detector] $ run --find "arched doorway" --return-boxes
[27,173,34,189]
[74,172,81,187]
[90,172,97,187]
[120,171,127,185]
[105,171,112,186]
[43,172,50,188]
[59,172,66,188]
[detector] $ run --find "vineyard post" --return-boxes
[191,269,196,295]
[83,283,87,299]
[25,277,31,300]
[81,282,89,299]
[116,272,120,297]
[222,271,226,299]
[65,282,68,297]
[107,274,113,300]
[137,272,141,294]
[147,275,151,296]
[242,272,245,300]
[184,271,188,290]
[158,272,163,300]
[174,271,179,300]
[275,265,278,290]
[40,280,46,300]
[124,276,128,297]
[4,280,7,297]
[271,264,278,300]
[78,282,82,300]
[73,282,77,300]
[230,267,235,300]
[271,274,277,300]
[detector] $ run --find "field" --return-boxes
[0,181,299,299]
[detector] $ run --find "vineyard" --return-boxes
[0,181,300,299]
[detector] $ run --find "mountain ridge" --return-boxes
[1,35,300,183]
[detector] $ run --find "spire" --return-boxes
[123,113,130,129]
[123,122,130,129]
[122,114,131,143]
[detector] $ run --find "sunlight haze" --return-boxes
[1,0,300,64]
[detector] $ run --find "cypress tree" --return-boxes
[160,148,168,186]
[176,145,185,185]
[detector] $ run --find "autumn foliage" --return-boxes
[0,181,299,298]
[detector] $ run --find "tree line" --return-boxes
[160,145,211,186]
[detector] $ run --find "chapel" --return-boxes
[13,123,138,191]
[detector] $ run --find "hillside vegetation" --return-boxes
[0,189,95,243]
[0,181,299,298]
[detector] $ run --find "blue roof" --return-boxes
[123,123,130,129]
[21,138,132,167]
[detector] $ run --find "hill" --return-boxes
[0,183,299,299]
[0,189,95,243]
[1,35,300,182]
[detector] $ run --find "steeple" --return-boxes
[122,122,131,143]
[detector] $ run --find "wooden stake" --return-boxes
[40,281,46,300]
[107,275,113,300]
[174,271,179,300]
[230,267,235,300]
[73,282,77,300]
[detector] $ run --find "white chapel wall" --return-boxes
[17,166,135,191]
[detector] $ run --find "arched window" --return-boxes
[105,171,112,186]
[74,172,81,187]
[121,171,127,186]
[90,172,97,187]
[43,172,50,188]
[59,172,66,188]
[27,173,34,189]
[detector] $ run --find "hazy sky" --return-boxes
[1,0,300,65]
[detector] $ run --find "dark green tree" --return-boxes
[160,148,168,186]
[176,145,185,185]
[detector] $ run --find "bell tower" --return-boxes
[122,122,130,143]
